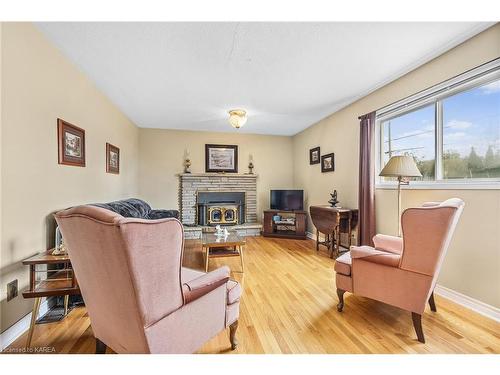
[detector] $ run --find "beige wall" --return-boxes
[0,23,140,333]
[293,24,500,308]
[138,129,294,219]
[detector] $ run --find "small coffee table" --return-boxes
[202,231,245,273]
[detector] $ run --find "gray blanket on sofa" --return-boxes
[92,198,179,220]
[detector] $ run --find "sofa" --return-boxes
[92,198,179,220]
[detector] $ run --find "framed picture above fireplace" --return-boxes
[205,144,238,173]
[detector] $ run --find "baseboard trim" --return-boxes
[434,285,500,322]
[0,299,49,351]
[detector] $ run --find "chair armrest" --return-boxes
[350,246,401,268]
[372,234,403,254]
[147,209,179,220]
[182,266,230,304]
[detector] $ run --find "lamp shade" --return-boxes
[379,155,422,177]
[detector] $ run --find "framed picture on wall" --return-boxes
[321,153,335,172]
[309,146,320,165]
[57,118,86,167]
[106,143,120,174]
[205,144,238,173]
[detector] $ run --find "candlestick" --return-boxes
[184,149,191,173]
[248,154,254,174]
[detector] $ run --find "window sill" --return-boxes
[376,182,500,190]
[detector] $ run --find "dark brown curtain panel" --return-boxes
[358,111,376,246]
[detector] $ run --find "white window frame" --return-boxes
[375,58,500,190]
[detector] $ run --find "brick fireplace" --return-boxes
[178,173,261,238]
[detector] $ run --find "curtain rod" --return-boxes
[365,56,500,120]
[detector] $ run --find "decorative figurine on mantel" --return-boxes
[184,149,192,174]
[328,189,340,208]
[248,154,254,174]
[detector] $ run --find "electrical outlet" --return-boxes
[7,279,18,301]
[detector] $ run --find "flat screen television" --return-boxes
[270,190,304,211]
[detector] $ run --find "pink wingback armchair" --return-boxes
[54,205,241,354]
[334,198,464,343]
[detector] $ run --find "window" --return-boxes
[442,83,500,179]
[377,60,500,187]
[381,105,435,181]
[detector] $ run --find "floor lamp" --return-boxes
[379,155,422,236]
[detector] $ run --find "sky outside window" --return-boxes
[382,104,435,180]
[442,79,500,179]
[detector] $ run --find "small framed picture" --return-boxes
[106,143,120,174]
[205,144,238,173]
[57,118,85,167]
[321,153,335,172]
[309,146,320,165]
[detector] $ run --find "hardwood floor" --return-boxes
[5,236,500,354]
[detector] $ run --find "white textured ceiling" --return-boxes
[36,22,493,135]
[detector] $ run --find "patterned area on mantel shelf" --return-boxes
[179,173,258,225]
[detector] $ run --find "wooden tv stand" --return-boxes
[262,210,307,239]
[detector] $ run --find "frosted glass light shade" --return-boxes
[228,109,247,129]
[379,155,422,177]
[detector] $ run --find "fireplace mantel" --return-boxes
[178,173,258,178]
[179,173,258,226]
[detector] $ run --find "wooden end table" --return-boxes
[309,205,359,258]
[22,249,80,348]
[202,232,245,273]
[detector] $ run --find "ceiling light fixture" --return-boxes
[228,109,247,129]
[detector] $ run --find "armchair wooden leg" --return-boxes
[336,289,345,312]
[411,312,425,343]
[316,231,319,251]
[95,338,107,354]
[428,292,437,312]
[229,320,239,350]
